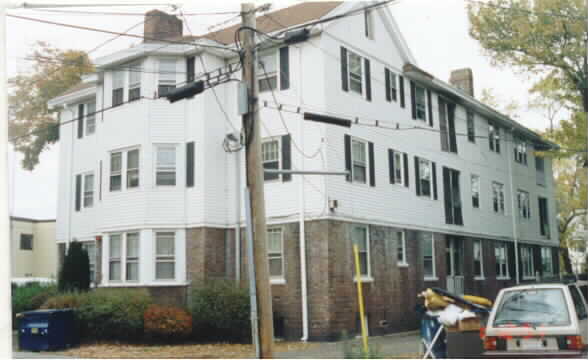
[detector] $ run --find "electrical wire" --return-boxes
[26,8,240,16]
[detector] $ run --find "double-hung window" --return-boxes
[442,167,463,226]
[155,232,175,280]
[126,232,139,281]
[521,245,535,279]
[415,84,427,121]
[517,190,530,219]
[86,101,96,135]
[388,149,405,186]
[418,158,432,198]
[539,197,550,238]
[492,181,505,214]
[352,139,368,184]
[128,62,141,101]
[267,228,284,281]
[110,152,122,191]
[541,247,553,276]
[535,156,546,186]
[495,242,508,278]
[20,234,33,250]
[471,175,480,209]
[514,138,528,165]
[258,51,278,92]
[112,70,124,107]
[155,145,176,186]
[158,59,176,97]
[348,50,363,95]
[262,139,280,181]
[438,98,457,153]
[396,230,407,266]
[109,233,122,281]
[364,9,374,39]
[385,68,397,102]
[467,110,475,143]
[352,225,370,279]
[83,173,94,208]
[473,239,483,279]
[127,149,140,188]
[422,232,435,279]
[489,124,500,153]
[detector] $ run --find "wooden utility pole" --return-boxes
[241,3,274,358]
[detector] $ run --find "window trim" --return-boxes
[492,181,506,215]
[154,231,176,281]
[473,239,484,280]
[351,137,369,185]
[85,100,96,136]
[108,233,123,282]
[108,232,140,283]
[418,158,433,199]
[109,151,123,192]
[495,242,510,280]
[347,50,364,97]
[158,58,177,97]
[391,150,404,186]
[414,84,427,122]
[112,70,125,107]
[262,137,281,182]
[517,189,531,220]
[397,230,408,267]
[82,172,94,208]
[267,227,285,284]
[386,69,397,102]
[126,149,140,189]
[352,225,372,282]
[155,144,177,187]
[422,232,436,280]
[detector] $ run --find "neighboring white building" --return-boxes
[48,1,560,339]
[10,217,57,280]
[570,213,588,274]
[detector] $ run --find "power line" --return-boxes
[25,8,240,16]
[7,13,239,53]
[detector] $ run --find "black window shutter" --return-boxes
[507,242,516,280]
[443,167,453,224]
[427,89,433,127]
[279,47,290,90]
[344,134,351,182]
[453,170,463,225]
[432,162,438,200]
[388,149,395,184]
[448,104,457,153]
[403,153,409,187]
[281,134,291,182]
[368,141,375,187]
[364,58,372,101]
[414,156,421,196]
[341,47,348,92]
[410,81,416,120]
[399,75,405,108]
[186,141,195,187]
[186,56,195,83]
[385,68,391,102]
[77,103,84,139]
[438,97,449,151]
[75,174,81,211]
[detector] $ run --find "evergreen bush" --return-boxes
[58,241,90,292]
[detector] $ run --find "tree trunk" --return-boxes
[561,247,574,274]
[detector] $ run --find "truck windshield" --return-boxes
[493,288,571,327]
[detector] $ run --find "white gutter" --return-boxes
[506,128,520,284]
[298,44,309,342]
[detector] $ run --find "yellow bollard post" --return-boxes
[353,244,369,355]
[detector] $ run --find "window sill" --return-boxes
[103,281,188,287]
[522,276,537,281]
[496,276,511,281]
[474,276,485,281]
[424,277,439,282]
[270,278,286,285]
[397,262,409,268]
[353,276,374,283]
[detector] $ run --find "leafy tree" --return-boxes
[468,0,587,112]
[9,41,94,170]
[479,87,521,118]
[58,241,91,292]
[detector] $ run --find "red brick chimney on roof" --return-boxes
[144,10,183,42]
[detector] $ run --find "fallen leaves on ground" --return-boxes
[56,341,318,359]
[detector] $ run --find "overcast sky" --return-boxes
[6,0,557,219]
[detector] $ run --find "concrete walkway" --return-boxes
[276,331,421,359]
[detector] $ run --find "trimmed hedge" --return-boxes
[42,288,152,341]
[12,282,58,329]
[190,280,251,342]
[144,304,192,342]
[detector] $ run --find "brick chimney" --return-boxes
[449,68,474,97]
[144,10,183,42]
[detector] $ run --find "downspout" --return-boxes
[298,44,309,342]
[506,127,520,284]
[65,103,74,250]
[235,147,241,283]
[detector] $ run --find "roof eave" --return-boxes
[48,85,97,109]
[403,65,559,151]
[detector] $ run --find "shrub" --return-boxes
[144,304,192,342]
[58,241,90,292]
[12,282,58,329]
[190,280,250,342]
[42,288,152,341]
